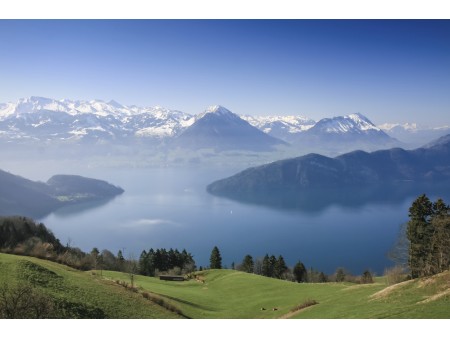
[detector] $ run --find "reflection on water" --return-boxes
[39,167,450,275]
[51,196,120,217]
[209,181,450,213]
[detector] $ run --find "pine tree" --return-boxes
[117,250,125,271]
[407,194,433,278]
[335,268,345,282]
[429,199,450,274]
[293,261,307,283]
[262,254,270,277]
[209,246,222,269]
[318,272,328,283]
[240,255,254,273]
[274,255,288,279]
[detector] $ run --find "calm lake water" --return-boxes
[37,166,449,275]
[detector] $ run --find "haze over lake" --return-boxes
[17,164,443,275]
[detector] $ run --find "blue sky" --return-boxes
[0,20,449,125]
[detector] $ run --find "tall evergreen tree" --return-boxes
[407,194,433,278]
[261,254,271,277]
[318,272,328,283]
[429,199,450,275]
[240,254,254,273]
[268,255,277,278]
[293,261,307,283]
[117,250,125,271]
[210,246,222,269]
[274,255,288,279]
[335,268,346,282]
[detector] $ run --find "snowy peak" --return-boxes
[0,96,194,142]
[242,115,315,135]
[196,105,240,122]
[313,113,381,134]
[175,105,286,151]
[205,105,231,115]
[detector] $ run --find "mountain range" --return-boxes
[0,96,447,153]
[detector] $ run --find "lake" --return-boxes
[36,165,448,275]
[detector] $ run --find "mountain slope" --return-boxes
[207,134,450,197]
[173,105,287,151]
[0,169,124,217]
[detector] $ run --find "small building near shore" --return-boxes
[159,275,185,281]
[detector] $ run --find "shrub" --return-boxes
[290,299,318,312]
[384,266,408,285]
[360,270,374,284]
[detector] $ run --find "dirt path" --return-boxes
[279,304,318,319]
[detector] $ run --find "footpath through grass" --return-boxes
[102,269,450,319]
[2,253,448,319]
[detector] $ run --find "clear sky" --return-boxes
[0,19,449,125]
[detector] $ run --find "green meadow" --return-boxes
[102,268,450,319]
[1,253,448,319]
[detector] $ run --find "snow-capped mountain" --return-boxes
[0,97,194,143]
[2,96,447,155]
[379,122,450,148]
[286,113,401,153]
[309,113,383,135]
[174,105,286,151]
[241,115,315,142]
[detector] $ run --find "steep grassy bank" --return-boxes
[0,253,182,318]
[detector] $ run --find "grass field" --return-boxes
[1,253,449,319]
[0,253,182,318]
[102,268,450,319]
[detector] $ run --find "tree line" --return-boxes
[209,246,374,284]
[138,248,196,276]
[0,216,195,276]
[407,194,449,278]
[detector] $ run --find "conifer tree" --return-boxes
[407,194,433,278]
[335,268,345,282]
[240,255,254,273]
[209,246,222,269]
[293,261,307,283]
[262,254,271,277]
[274,255,288,279]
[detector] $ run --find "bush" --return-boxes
[384,266,408,285]
[290,299,318,312]
[360,270,374,284]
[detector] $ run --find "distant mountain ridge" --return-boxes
[207,133,450,198]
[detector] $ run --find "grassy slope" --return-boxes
[103,269,450,319]
[1,253,448,319]
[0,253,182,319]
